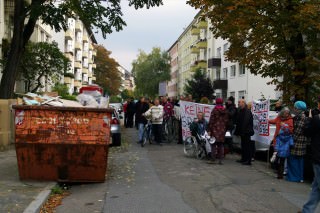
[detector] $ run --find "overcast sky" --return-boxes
[95,0,198,71]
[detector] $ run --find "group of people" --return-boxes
[190,97,254,165]
[122,96,176,145]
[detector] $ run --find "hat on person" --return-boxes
[227,96,234,103]
[216,98,223,105]
[294,101,307,111]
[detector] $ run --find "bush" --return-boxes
[52,83,69,97]
[200,96,209,104]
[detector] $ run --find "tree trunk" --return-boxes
[0,0,39,99]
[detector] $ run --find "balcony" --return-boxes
[190,46,200,54]
[74,62,81,68]
[197,20,207,29]
[75,41,82,50]
[64,77,73,84]
[214,79,228,90]
[82,51,88,58]
[191,27,200,35]
[82,34,88,42]
[74,80,82,87]
[91,64,96,69]
[92,50,97,56]
[82,68,88,74]
[88,72,92,78]
[208,57,221,68]
[92,76,96,81]
[75,21,82,31]
[65,30,74,40]
[197,60,207,69]
[196,39,207,49]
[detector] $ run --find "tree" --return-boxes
[95,45,121,96]
[0,0,163,99]
[121,89,134,100]
[132,47,171,98]
[18,42,69,93]
[187,0,320,104]
[184,68,214,102]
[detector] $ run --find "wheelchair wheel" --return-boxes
[184,136,197,157]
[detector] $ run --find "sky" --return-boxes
[95,0,198,71]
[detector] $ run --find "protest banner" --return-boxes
[251,99,270,145]
[179,101,215,141]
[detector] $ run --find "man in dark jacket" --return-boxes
[135,97,149,144]
[234,99,254,165]
[126,98,136,128]
[302,107,320,212]
[226,96,237,153]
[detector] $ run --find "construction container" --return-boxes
[12,105,114,182]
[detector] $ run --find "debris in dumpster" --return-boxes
[15,91,109,108]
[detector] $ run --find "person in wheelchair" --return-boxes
[189,112,211,157]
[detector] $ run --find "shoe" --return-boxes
[207,160,216,164]
[236,160,245,163]
[277,176,283,179]
[158,143,163,146]
[300,180,304,183]
[218,161,223,165]
[242,162,252,166]
[251,158,255,162]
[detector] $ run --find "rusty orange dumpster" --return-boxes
[12,105,113,182]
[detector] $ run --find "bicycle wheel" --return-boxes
[184,136,197,157]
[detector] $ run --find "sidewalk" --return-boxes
[0,147,55,213]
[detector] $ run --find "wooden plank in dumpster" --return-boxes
[12,105,114,182]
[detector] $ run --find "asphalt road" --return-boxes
[56,128,320,213]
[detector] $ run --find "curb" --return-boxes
[23,182,56,213]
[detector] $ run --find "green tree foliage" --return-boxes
[121,89,134,100]
[187,0,320,104]
[132,47,171,98]
[95,45,121,96]
[18,42,69,93]
[184,69,214,103]
[0,0,163,99]
[52,83,77,100]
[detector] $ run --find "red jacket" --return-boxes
[269,115,293,146]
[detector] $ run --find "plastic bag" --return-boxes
[76,94,99,107]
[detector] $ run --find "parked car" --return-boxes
[109,103,123,115]
[109,109,122,147]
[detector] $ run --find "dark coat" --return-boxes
[208,107,229,142]
[127,101,136,115]
[234,107,254,137]
[226,103,237,131]
[135,101,149,124]
[305,114,320,165]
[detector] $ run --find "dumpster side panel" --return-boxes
[15,143,108,182]
[14,107,112,182]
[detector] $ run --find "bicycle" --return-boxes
[142,119,153,147]
[163,116,175,143]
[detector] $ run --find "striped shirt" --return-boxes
[144,105,164,124]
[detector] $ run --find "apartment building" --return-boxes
[124,70,135,91]
[1,0,54,93]
[167,41,178,98]
[117,65,127,92]
[53,17,97,94]
[169,12,280,102]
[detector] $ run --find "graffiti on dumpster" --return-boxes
[35,117,90,125]
[15,110,25,125]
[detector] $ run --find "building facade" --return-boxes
[53,17,97,94]
[169,12,280,103]
[167,41,178,98]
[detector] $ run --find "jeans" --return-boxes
[138,123,144,142]
[303,164,320,213]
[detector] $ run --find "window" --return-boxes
[76,32,82,42]
[222,67,228,79]
[208,48,211,59]
[83,42,89,51]
[83,73,88,82]
[223,43,229,53]
[76,50,82,61]
[230,65,236,77]
[217,47,221,57]
[238,90,246,100]
[230,92,235,98]
[83,58,88,68]
[216,69,221,80]
[216,93,222,98]
[239,64,245,75]
[66,40,73,52]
